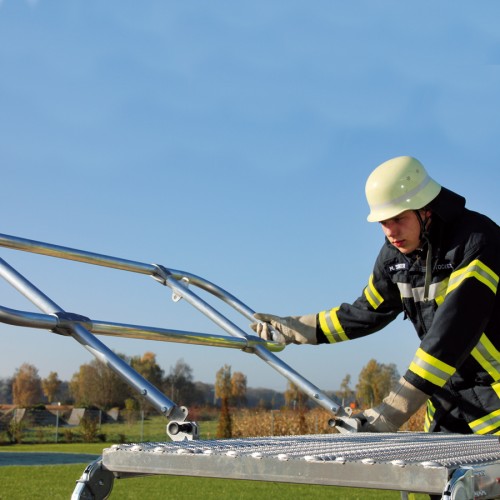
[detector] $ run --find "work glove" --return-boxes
[356,377,429,432]
[251,313,318,345]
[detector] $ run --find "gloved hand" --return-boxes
[356,377,429,432]
[251,313,318,345]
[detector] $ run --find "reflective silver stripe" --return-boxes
[471,334,500,381]
[369,174,433,212]
[397,283,412,298]
[473,341,500,374]
[409,348,455,387]
[364,275,384,310]
[318,308,349,343]
[323,314,345,343]
[397,279,449,303]
[447,259,499,295]
[364,287,381,309]
[411,356,451,382]
[469,409,500,434]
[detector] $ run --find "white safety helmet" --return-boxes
[365,156,441,222]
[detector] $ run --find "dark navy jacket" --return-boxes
[317,188,500,433]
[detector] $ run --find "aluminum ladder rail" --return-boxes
[0,232,358,433]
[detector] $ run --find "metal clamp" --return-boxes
[328,406,363,433]
[167,421,200,441]
[166,405,199,441]
[152,264,191,303]
[52,311,92,336]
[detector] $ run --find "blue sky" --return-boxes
[0,1,499,397]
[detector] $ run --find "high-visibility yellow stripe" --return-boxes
[469,409,500,435]
[447,259,499,295]
[471,334,500,382]
[493,381,500,399]
[364,274,384,310]
[318,308,349,343]
[435,295,445,306]
[409,363,448,387]
[318,311,335,344]
[330,308,348,341]
[424,400,435,432]
[409,348,455,388]
[416,348,456,375]
[468,334,500,435]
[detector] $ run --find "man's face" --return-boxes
[379,210,428,254]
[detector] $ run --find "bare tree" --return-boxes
[164,358,196,405]
[12,363,43,407]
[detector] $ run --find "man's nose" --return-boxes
[382,221,397,236]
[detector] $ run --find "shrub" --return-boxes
[7,420,25,444]
[232,408,335,438]
[80,415,99,443]
[63,428,75,443]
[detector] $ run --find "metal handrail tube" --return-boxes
[0,304,57,329]
[91,320,257,349]
[0,304,269,350]
[0,233,154,275]
[0,233,257,321]
[0,257,178,418]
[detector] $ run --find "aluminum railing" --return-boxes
[0,232,359,435]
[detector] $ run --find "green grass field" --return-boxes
[0,442,429,500]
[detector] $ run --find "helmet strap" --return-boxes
[415,210,432,302]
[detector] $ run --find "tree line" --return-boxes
[0,352,399,413]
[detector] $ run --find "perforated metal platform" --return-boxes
[102,433,500,497]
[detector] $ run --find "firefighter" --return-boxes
[252,156,500,435]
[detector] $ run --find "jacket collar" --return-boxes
[427,187,466,223]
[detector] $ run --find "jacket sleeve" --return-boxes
[404,235,500,396]
[317,247,403,344]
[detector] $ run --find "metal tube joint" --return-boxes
[52,311,93,336]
